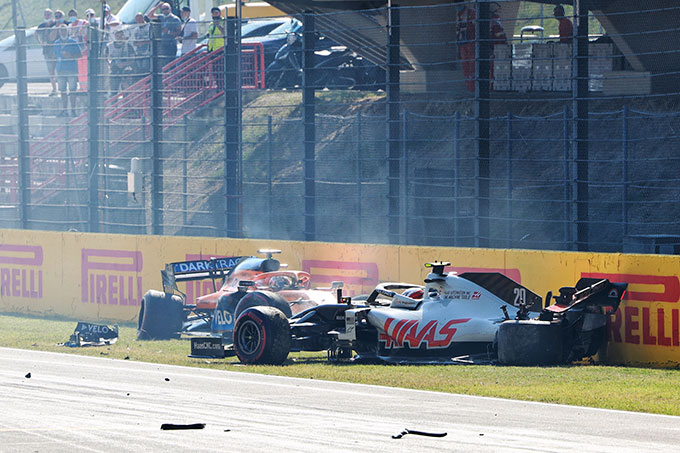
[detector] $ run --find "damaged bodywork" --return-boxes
[225,262,627,366]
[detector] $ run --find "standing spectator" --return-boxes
[103,4,121,32]
[146,2,182,68]
[107,29,136,93]
[53,25,81,116]
[36,8,58,95]
[131,12,151,74]
[207,7,225,90]
[456,3,507,93]
[68,9,89,90]
[179,6,198,56]
[85,8,99,28]
[554,5,574,43]
[67,9,88,43]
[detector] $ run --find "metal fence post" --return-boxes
[506,112,512,248]
[182,115,188,231]
[356,112,362,242]
[563,105,571,250]
[622,105,629,245]
[387,4,401,244]
[87,26,100,232]
[225,15,241,237]
[401,111,408,244]
[150,22,163,235]
[573,0,590,251]
[453,111,460,245]
[267,114,273,239]
[475,0,491,248]
[303,11,316,241]
[15,27,29,229]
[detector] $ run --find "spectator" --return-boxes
[131,12,151,74]
[179,6,198,56]
[53,24,81,116]
[103,4,121,32]
[554,5,573,43]
[36,8,58,95]
[67,9,89,91]
[207,7,225,90]
[67,9,88,43]
[146,2,182,67]
[107,29,136,92]
[85,8,99,28]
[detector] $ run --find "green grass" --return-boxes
[2,313,680,416]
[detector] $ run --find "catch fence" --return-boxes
[1,1,680,254]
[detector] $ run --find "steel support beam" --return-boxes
[475,0,490,248]
[387,4,401,244]
[573,0,589,250]
[225,16,241,237]
[150,23,163,235]
[16,28,29,229]
[87,27,100,232]
[303,12,316,241]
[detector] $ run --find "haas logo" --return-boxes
[379,317,471,350]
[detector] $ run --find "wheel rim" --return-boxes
[237,319,262,355]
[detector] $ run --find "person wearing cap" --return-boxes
[107,28,136,92]
[131,12,151,74]
[206,7,225,90]
[85,8,99,27]
[179,6,198,56]
[36,8,58,95]
[103,4,121,31]
[53,24,81,116]
[146,2,181,67]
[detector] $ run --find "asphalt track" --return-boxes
[1,348,679,452]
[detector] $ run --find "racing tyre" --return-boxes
[497,320,563,366]
[137,290,184,340]
[234,306,291,365]
[234,290,293,320]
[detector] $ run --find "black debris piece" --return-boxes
[160,423,206,431]
[164,377,170,382]
[392,429,447,439]
[25,372,31,379]
[124,356,130,360]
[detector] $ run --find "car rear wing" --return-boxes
[161,257,245,295]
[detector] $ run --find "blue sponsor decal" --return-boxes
[172,257,241,275]
[211,308,234,333]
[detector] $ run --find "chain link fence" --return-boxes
[1,1,680,254]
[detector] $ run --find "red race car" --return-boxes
[137,249,340,340]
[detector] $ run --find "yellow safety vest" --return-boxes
[208,22,224,51]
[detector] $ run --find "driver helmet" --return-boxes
[269,275,294,291]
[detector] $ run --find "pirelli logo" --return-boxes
[81,249,142,306]
[0,244,43,299]
[583,273,680,348]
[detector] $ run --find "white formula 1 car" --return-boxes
[219,262,627,366]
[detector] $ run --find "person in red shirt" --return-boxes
[457,3,507,92]
[554,5,574,43]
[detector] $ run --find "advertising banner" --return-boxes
[0,229,678,367]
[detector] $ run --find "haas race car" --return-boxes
[137,250,339,340]
[213,261,627,366]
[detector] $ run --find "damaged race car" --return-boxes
[137,250,339,340]
[222,261,627,366]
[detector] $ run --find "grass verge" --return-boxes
[2,313,680,416]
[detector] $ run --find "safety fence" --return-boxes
[1,2,680,254]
